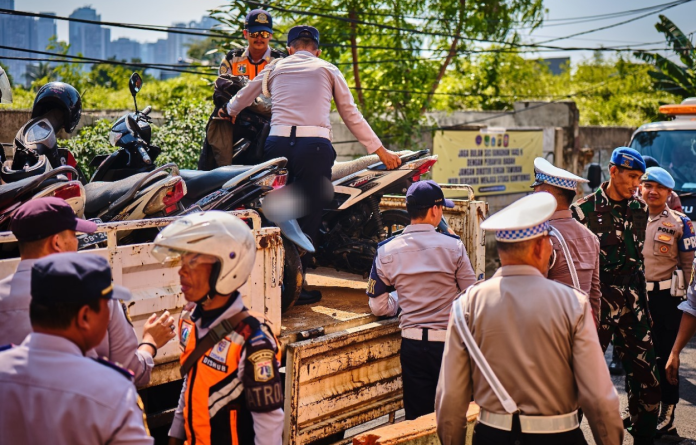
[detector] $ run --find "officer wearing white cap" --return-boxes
[367,180,476,420]
[571,147,660,444]
[640,167,696,437]
[436,193,623,445]
[0,253,152,445]
[532,157,601,323]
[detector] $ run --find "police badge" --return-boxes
[257,13,269,24]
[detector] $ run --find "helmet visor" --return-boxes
[151,246,218,269]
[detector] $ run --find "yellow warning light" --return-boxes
[659,104,696,115]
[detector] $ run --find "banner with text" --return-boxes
[432,130,544,196]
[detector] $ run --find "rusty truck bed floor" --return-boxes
[279,267,377,347]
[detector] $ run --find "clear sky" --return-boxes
[16,0,696,61]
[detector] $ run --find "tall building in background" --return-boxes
[68,7,110,61]
[0,0,38,83]
[35,13,57,52]
[111,37,141,62]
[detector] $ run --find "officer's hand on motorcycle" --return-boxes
[142,310,176,348]
[217,105,236,123]
[666,351,680,385]
[376,146,401,170]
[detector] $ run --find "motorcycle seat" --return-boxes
[180,165,254,202]
[331,150,413,181]
[85,171,167,215]
[0,174,64,210]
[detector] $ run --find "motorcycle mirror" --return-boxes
[587,163,603,190]
[129,72,142,96]
[129,72,142,113]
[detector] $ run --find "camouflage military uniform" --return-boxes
[571,181,660,441]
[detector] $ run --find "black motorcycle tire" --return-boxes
[366,209,411,241]
[282,236,303,312]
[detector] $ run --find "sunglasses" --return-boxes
[248,31,271,39]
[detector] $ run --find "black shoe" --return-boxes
[295,289,322,306]
[622,407,631,429]
[656,404,678,438]
[609,355,624,376]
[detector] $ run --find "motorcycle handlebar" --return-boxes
[136,144,152,165]
[142,105,152,116]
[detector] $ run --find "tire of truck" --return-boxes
[282,236,303,312]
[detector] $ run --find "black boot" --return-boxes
[295,288,322,305]
[609,349,624,376]
[656,403,678,438]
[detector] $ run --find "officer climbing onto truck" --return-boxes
[571,147,660,444]
[640,167,696,437]
[153,211,283,445]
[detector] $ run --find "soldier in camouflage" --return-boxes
[571,147,660,445]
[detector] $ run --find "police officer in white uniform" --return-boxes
[367,180,477,420]
[436,193,623,445]
[0,253,152,445]
[0,198,175,387]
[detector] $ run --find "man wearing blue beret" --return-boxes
[571,147,660,444]
[640,167,696,437]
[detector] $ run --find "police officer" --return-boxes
[153,212,283,445]
[436,193,623,445]
[218,9,284,81]
[223,25,401,244]
[643,156,682,212]
[640,167,696,436]
[0,198,175,387]
[0,253,152,445]
[571,147,660,444]
[366,180,476,420]
[531,157,601,323]
[666,258,696,411]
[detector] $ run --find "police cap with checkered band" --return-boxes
[531,157,588,191]
[480,192,557,242]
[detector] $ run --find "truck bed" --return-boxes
[279,267,376,350]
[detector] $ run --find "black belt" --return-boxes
[600,271,639,286]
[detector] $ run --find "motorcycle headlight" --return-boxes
[108,131,123,147]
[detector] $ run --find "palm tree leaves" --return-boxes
[634,14,696,98]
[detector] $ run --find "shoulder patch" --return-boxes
[378,235,398,248]
[93,357,135,381]
[439,231,461,240]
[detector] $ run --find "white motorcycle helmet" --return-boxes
[152,211,256,301]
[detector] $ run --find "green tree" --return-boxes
[634,14,696,98]
[24,62,55,84]
[209,0,544,148]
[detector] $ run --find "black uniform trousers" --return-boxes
[263,135,336,246]
[472,424,588,445]
[400,337,445,420]
[648,288,683,404]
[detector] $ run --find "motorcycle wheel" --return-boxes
[281,236,303,312]
[367,209,411,241]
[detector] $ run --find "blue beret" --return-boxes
[642,166,675,189]
[610,147,646,173]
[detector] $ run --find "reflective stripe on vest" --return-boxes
[231,59,269,81]
[178,311,281,445]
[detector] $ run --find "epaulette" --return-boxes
[378,235,398,247]
[439,231,461,241]
[93,356,135,381]
[573,194,592,206]
[0,343,14,352]
[672,208,688,218]
[226,48,245,59]
[270,49,287,59]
